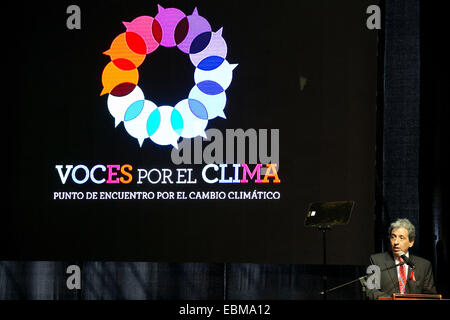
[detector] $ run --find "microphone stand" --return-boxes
[318,226,331,300]
[320,262,406,298]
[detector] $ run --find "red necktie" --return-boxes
[398,258,407,294]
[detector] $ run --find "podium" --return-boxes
[378,293,448,300]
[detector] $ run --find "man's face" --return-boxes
[390,227,414,256]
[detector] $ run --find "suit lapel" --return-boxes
[405,255,416,293]
[385,252,399,293]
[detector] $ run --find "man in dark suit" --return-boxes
[367,218,437,300]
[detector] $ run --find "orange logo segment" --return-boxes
[101,61,139,96]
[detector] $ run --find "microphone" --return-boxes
[398,251,415,269]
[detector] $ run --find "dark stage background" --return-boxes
[2,0,449,300]
[3,0,376,265]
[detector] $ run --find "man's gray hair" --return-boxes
[389,218,416,242]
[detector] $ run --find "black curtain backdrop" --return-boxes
[419,0,450,297]
[0,261,366,300]
[1,0,449,300]
[377,0,421,251]
[376,0,449,296]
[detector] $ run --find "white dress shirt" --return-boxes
[395,251,409,281]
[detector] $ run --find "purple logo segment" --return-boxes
[176,8,212,53]
[155,6,186,47]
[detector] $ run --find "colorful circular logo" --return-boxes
[100,5,237,148]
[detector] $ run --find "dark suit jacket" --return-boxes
[367,251,437,300]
